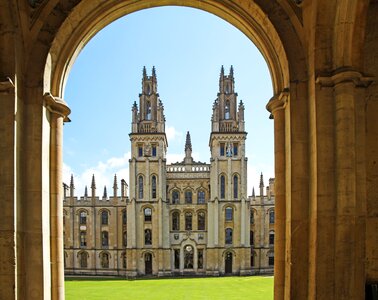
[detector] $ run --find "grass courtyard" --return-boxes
[65,276,273,300]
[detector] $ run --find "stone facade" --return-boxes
[63,67,276,277]
[1,1,377,299]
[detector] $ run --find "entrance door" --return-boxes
[225,252,233,274]
[145,253,152,275]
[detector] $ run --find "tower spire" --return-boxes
[103,186,107,199]
[143,66,147,78]
[152,66,156,78]
[230,65,234,77]
[113,174,118,198]
[84,185,88,198]
[70,174,75,197]
[91,174,96,198]
[252,187,255,198]
[184,131,193,164]
[259,172,264,197]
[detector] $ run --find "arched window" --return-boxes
[144,207,152,222]
[101,231,109,247]
[123,231,127,247]
[233,175,238,199]
[225,207,233,221]
[225,100,230,119]
[80,252,88,268]
[172,190,180,204]
[185,190,192,204]
[144,229,152,245]
[138,176,144,199]
[122,209,127,225]
[80,231,87,247]
[151,175,157,199]
[269,210,275,224]
[172,212,180,231]
[220,175,226,199]
[225,228,233,244]
[269,231,275,246]
[101,252,109,268]
[250,230,254,246]
[268,251,274,266]
[197,190,205,204]
[185,212,192,230]
[101,210,108,225]
[79,211,87,225]
[146,101,151,120]
[198,212,206,230]
[250,210,255,224]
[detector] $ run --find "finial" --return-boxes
[70,174,74,188]
[103,186,107,199]
[132,101,138,110]
[259,172,264,188]
[220,65,224,77]
[185,131,192,152]
[143,66,147,78]
[252,187,255,197]
[152,66,156,78]
[113,174,118,188]
[230,65,234,77]
[91,174,96,189]
[84,186,88,197]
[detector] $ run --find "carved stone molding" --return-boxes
[266,88,289,118]
[0,77,15,94]
[43,92,71,121]
[316,69,374,88]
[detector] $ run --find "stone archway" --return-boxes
[1,1,375,300]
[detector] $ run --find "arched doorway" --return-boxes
[144,253,152,275]
[225,252,233,275]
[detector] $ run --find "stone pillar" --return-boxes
[0,77,17,300]
[267,90,288,300]
[45,93,70,300]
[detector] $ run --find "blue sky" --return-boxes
[63,6,274,197]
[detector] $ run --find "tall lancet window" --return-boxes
[151,175,157,199]
[225,100,230,120]
[233,175,238,199]
[220,175,226,199]
[138,176,144,199]
[146,101,151,120]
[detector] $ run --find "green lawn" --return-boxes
[65,276,273,300]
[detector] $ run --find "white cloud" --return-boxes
[63,152,131,197]
[166,126,183,143]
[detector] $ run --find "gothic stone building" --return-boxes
[63,67,275,277]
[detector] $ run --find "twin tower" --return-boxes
[127,66,250,276]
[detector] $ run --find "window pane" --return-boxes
[144,229,152,245]
[233,175,238,199]
[172,190,180,204]
[185,191,192,204]
[172,212,179,231]
[198,212,205,230]
[144,208,152,222]
[197,191,205,204]
[152,176,157,199]
[220,176,225,199]
[225,207,233,221]
[185,213,192,230]
[225,228,233,244]
[138,176,144,199]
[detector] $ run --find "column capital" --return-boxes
[43,92,71,122]
[266,89,289,118]
[0,77,15,94]
[316,69,374,88]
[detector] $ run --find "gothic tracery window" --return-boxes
[225,100,230,119]
[172,190,180,204]
[172,211,180,231]
[146,101,151,120]
[144,207,152,222]
[101,231,109,247]
[269,210,275,224]
[233,175,238,199]
[79,211,87,225]
[185,190,192,204]
[138,176,144,199]
[185,212,192,230]
[225,207,233,221]
[197,190,205,204]
[101,210,108,225]
[220,175,226,199]
[198,212,205,230]
[122,209,127,225]
[151,175,157,199]
[80,231,87,247]
[225,228,233,244]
